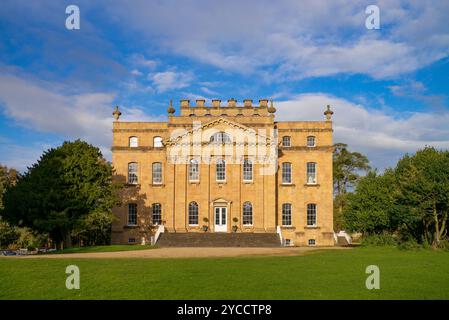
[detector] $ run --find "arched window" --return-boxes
[243,159,253,181]
[307,162,317,184]
[188,202,199,225]
[152,203,162,225]
[153,136,163,148]
[128,162,138,184]
[152,162,162,184]
[128,203,137,226]
[282,136,291,147]
[243,202,253,225]
[307,204,317,226]
[307,136,316,147]
[210,131,231,143]
[189,159,199,181]
[282,203,292,226]
[282,162,292,184]
[129,136,138,148]
[216,159,226,181]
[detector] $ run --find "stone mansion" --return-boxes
[111,99,334,246]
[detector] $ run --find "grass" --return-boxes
[1,247,449,299]
[46,245,156,254]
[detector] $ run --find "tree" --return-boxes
[343,170,396,234]
[0,164,19,209]
[2,140,121,248]
[333,143,370,230]
[394,147,449,246]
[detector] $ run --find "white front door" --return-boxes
[214,207,227,232]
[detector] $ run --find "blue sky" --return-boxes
[0,0,448,171]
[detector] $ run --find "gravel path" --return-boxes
[14,246,349,259]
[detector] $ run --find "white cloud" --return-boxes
[276,93,449,169]
[103,0,449,80]
[0,74,163,170]
[148,71,193,93]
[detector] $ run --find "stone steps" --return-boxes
[157,232,281,247]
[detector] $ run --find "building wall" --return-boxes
[111,100,334,246]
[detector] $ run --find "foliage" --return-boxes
[343,147,449,247]
[0,164,19,209]
[2,140,121,248]
[0,217,19,248]
[343,170,396,234]
[333,143,370,230]
[360,233,397,247]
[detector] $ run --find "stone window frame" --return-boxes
[282,162,292,184]
[152,162,163,184]
[152,203,162,225]
[282,203,292,226]
[307,203,317,227]
[128,162,138,184]
[127,203,137,226]
[153,136,163,148]
[307,135,316,147]
[306,162,317,184]
[129,136,138,148]
[188,202,199,226]
[243,158,253,182]
[242,201,253,226]
[216,158,226,182]
[282,136,291,147]
[188,158,200,182]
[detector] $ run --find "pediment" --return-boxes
[165,117,272,146]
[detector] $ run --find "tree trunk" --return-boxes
[63,232,72,249]
[433,202,440,246]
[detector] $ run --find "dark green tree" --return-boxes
[2,140,120,248]
[333,143,370,230]
[394,147,449,246]
[343,170,396,234]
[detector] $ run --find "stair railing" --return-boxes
[276,225,284,245]
[152,224,165,245]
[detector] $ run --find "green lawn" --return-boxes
[1,247,449,299]
[47,245,156,254]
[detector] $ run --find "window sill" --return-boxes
[189,180,200,184]
[281,226,296,230]
[124,225,138,229]
[151,183,164,187]
[281,183,295,186]
[243,180,253,184]
[305,225,320,229]
[304,183,320,187]
[125,183,140,187]
[216,181,227,184]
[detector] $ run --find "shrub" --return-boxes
[437,239,449,251]
[361,233,397,247]
[397,238,421,250]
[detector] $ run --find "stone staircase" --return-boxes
[157,232,281,247]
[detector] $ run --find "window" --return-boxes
[284,239,291,246]
[153,136,163,148]
[189,159,199,181]
[210,131,231,143]
[307,162,317,184]
[128,203,137,225]
[243,202,253,225]
[308,239,316,246]
[243,159,253,181]
[282,136,291,147]
[128,238,136,244]
[152,203,162,225]
[216,159,226,181]
[307,136,316,147]
[188,202,199,225]
[128,162,138,184]
[152,162,162,184]
[307,204,317,226]
[282,162,292,184]
[282,203,292,226]
[129,136,138,148]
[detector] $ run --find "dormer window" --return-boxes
[282,136,291,147]
[210,132,231,144]
[307,136,316,147]
[129,136,138,148]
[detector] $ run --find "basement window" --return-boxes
[128,238,136,244]
[308,239,316,246]
[284,239,291,246]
